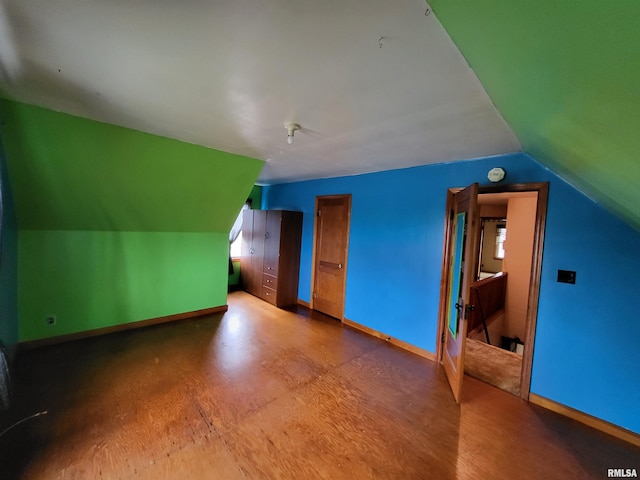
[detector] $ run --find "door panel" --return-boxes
[442,183,479,403]
[312,195,351,319]
[263,211,282,276]
[241,210,256,294]
[241,209,266,296]
[241,209,253,260]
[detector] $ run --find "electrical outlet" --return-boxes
[46,314,56,326]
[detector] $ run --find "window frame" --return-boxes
[494,223,507,260]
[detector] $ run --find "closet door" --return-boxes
[241,209,264,297]
[249,211,266,296]
[240,209,254,293]
[243,209,302,307]
[275,211,303,306]
[260,211,282,304]
[263,211,282,276]
[311,195,351,319]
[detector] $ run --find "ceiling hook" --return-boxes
[425,8,431,16]
[378,36,384,48]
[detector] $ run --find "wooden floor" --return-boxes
[1,291,638,479]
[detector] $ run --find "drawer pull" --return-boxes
[320,260,343,270]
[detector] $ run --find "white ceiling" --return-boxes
[0,0,521,185]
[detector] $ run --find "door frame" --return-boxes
[436,182,548,400]
[310,194,352,321]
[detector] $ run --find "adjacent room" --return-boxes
[0,0,639,477]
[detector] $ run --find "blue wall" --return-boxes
[263,153,640,435]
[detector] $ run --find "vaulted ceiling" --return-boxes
[430,0,640,230]
[0,0,638,230]
[0,0,519,185]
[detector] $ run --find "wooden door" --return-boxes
[251,211,266,295]
[263,211,282,276]
[241,209,265,296]
[312,195,351,319]
[240,209,255,293]
[442,183,480,403]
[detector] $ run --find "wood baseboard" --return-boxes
[19,305,228,350]
[297,299,311,308]
[343,318,436,362]
[529,393,640,448]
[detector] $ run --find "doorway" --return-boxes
[466,191,538,396]
[310,194,351,320]
[437,183,548,401]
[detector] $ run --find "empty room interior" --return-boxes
[0,0,639,478]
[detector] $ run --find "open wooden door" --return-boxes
[442,183,480,403]
[311,195,351,319]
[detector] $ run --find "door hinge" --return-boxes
[450,209,454,220]
[317,210,321,217]
[312,292,317,299]
[441,331,445,343]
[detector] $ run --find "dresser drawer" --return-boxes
[262,273,277,289]
[263,263,278,276]
[261,285,278,305]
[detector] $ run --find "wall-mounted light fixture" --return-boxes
[487,167,506,183]
[284,122,300,145]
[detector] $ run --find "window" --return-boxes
[229,201,250,259]
[230,231,243,258]
[494,224,507,259]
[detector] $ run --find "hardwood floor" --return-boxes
[1,291,638,479]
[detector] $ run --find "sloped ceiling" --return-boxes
[0,0,519,186]
[0,100,263,232]
[1,1,637,231]
[430,0,640,230]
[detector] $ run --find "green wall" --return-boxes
[0,135,18,354]
[430,0,640,231]
[0,100,264,342]
[19,231,228,341]
[0,100,263,232]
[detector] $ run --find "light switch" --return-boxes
[557,270,576,284]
